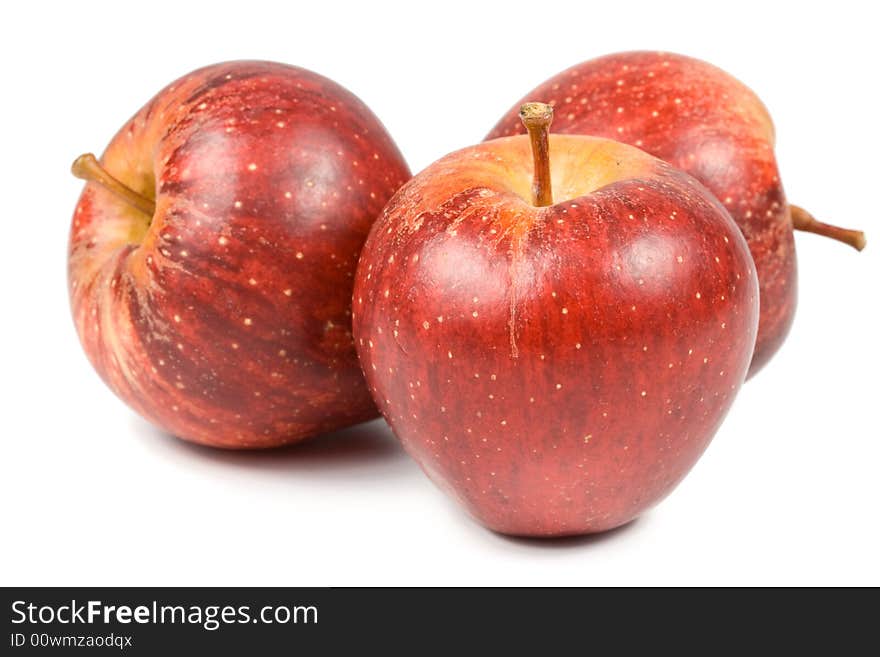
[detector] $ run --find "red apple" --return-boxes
[353,103,759,536]
[487,51,865,377]
[69,61,410,448]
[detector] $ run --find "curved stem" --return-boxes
[519,102,554,207]
[71,153,156,218]
[790,204,866,251]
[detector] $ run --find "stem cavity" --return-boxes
[71,153,156,218]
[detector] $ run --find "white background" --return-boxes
[1,0,877,586]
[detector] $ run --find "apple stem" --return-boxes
[519,102,554,207]
[790,204,866,251]
[71,153,156,218]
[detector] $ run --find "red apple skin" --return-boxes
[352,135,759,536]
[69,61,410,448]
[487,51,793,377]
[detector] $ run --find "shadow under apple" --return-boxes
[491,516,644,551]
[129,416,417,484]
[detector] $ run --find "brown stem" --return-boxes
[71,153,155,217]
[519,102,554,207]
[790,204,866,251]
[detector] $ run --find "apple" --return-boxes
[69,61,410,448]
[487,51,865,377]
[352,103,759,536]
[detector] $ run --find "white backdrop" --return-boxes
[1,0,877,586]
